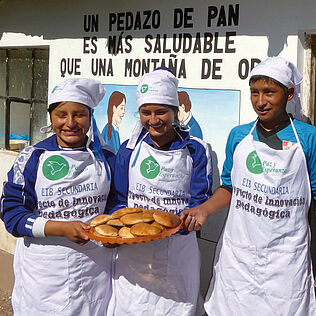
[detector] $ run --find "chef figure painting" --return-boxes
[178,90,203,139]
[101,91,126,151]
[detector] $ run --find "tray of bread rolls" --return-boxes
[87,208,183,244]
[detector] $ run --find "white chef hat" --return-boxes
[126,68,179,150]
[250,57,303,88]
[136,67,179,108]
[250,57,303,119]
[48,78,105,109]
[46,78,111,179]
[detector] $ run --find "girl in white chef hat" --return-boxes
[109,67,213,316]
[181,56,316,316]
[1,78,117,316]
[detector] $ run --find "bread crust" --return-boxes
[89,209,182,242]
[153,211,181,228]
[111,207,143,219]
[95,224,118,236]
[130,223,162,236]
[90,214,111,227]
[151,221,166,231]
[107,218,124,227]
[118,226,135,238]
[120,212,154,225]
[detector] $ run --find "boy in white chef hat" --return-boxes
[181,56,316,315]
[249,56,303,120]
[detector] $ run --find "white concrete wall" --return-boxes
[0,0,315,170]
[0,150,17,254]
[0,0,316,296]
[0,0,315,122]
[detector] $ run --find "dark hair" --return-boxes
[178,91,191,112]
[172,106,180,126]
[249,75,288,94]
[48,102,61,113]
[154,67,175,75]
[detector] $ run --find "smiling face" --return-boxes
[250,79,294,130]
[50,101,90,148]
[112,99,126,125]
[139,104,177,146]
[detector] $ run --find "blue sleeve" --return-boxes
[188,117,203,140]
[101,124,108,143]
[221,120,316,201]
[1,147,42,237]
[102,124,121,152]
[302,127,316,200]
[187,138,213,209]
[102,148,120,213]
[221,123,254,188]
[112,140,133,213]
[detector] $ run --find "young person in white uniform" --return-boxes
[1,78,117,316]
[181,57,316,315]
[109,67,213,316]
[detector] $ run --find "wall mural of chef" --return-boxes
[177,90,203,139]
[94,84,240,172]
[101,90,127,151]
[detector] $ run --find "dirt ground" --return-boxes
[0,288,12,316]
[0,249,14,316]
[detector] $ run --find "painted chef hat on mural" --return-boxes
[46,78,111,179]
[250,56,303,120]
[136,67,179,108]
[127,67,179,150]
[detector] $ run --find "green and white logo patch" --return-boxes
[246,150,263,174]
[51,85,62,94]
[140,155,160,179]
[42,155,69,180]
[140,84,149,94]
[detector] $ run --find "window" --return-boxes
[0,48,49,151]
